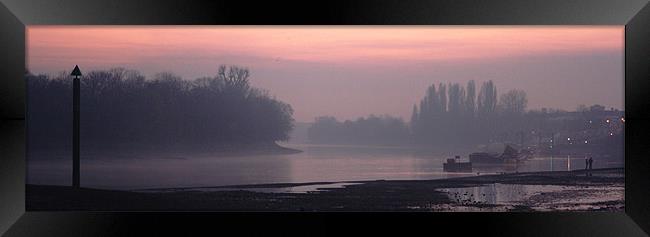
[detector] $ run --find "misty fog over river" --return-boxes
[27,144,623,190]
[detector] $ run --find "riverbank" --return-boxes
[26,168,623,211]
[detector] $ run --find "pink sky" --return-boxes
[27,26,624,122]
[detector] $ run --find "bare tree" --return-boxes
[498,89,528,115]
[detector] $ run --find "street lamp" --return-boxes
[71,65,82,189]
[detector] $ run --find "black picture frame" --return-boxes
[1,0,649,236]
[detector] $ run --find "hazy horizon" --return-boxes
[27,26,624,122]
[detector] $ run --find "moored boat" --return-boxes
[443,156,473,172]
[469,144,532,164]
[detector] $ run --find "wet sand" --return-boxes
[27,168,623,211]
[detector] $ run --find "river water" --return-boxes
[27,143,624,190]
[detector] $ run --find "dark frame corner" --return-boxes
[0,0,649,236]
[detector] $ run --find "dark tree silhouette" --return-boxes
[404,79,622,155]
[308,115,409,145]
[26,66,294,153]
[498,89,528,115]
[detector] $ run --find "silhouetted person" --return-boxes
[588,157,594,170]
[585,158,589,170]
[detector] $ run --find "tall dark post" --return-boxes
[71,65,82,188]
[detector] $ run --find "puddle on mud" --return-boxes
[138,182,362,194]
[204,182,363,193]
[437,183,624,211]
[439,184,566,205]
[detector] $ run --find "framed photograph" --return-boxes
[1,0,649,236]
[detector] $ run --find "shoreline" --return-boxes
[134,167,622,191]
[27,168,623,211]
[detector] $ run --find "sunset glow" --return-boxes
[28,26,622,69]
[27,26,624,122]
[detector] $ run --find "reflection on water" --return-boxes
[472,155,621,174]
[27,144,623,190]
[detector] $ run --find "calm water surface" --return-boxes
[27,144,624,190]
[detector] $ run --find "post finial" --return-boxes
[71,65,82,77]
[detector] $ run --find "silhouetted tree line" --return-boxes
[307,115,410,145]
[26,66,294,151]
[308,80,622,153]
[412,80,623,150]
[410,80,528,147]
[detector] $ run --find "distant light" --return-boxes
[589,120,593,124]
[567,137,571,141]
[584,140,588,144]
[621,117,625,123]
[606,119,610,123]
[610,132,614,136]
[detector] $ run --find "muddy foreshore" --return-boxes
[27,168,623,211]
